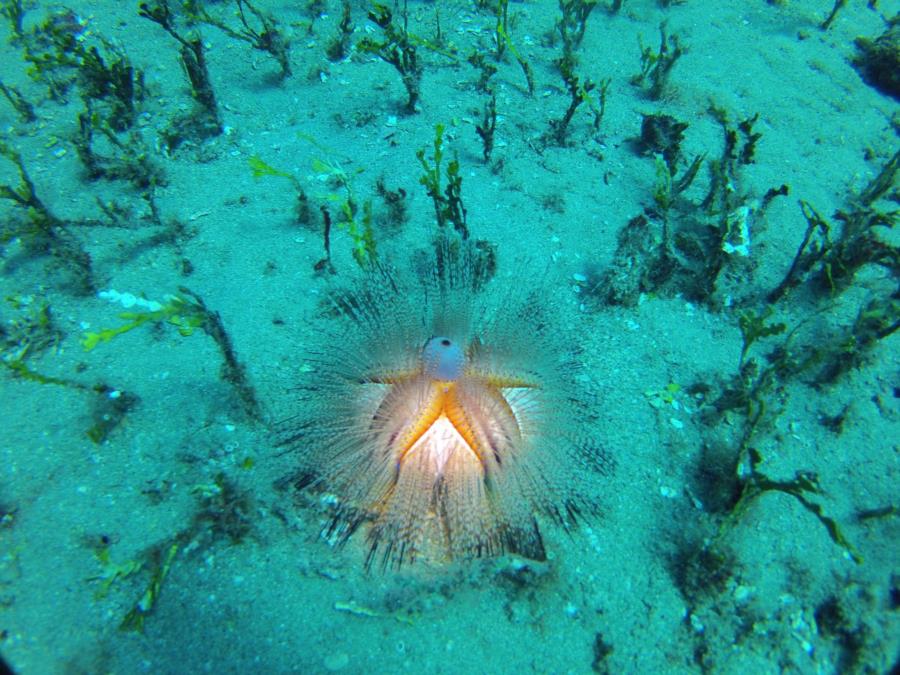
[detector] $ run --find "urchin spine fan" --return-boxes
[279,239,611,568]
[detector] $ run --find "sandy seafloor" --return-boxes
[1,0,898,673]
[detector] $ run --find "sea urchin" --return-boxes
[278,240,612,569]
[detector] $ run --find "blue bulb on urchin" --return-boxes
[278,239,612,569]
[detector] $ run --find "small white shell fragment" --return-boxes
[690,613,705,633]
[733,585,753,602]
[323,652,349,671]
[722,205,751,256]
[659,485,678,498]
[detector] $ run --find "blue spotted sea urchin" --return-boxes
[278,240,612,568]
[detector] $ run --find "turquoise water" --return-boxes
[1,1,898,673]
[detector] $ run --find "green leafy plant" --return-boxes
[139,0,222,148]
[249,149,378,270]
[120,542,178,632]
[0,0,31,41]
[493,0,509,61]
[0,78,35,122]
[103,471,255,632]
[543,55,595,146]
[0,295,138,444]
[191,473,255,544]
[631,22,685,100]
[357,4,422,113]
[81,293,204,351]
[335,198,377,268]
[14,6,84,101]
[467,50,498,93]
[83,288,262,421]
[701,107,763,216]
[556,0,599,63]
[74,110,163,189]
[641,106,768,303]
[248,154,299,184]
[475,94,497,162]
[495,18,534,94]
[729,450,862,563]
[4,2,144,120]
[89,545,142,600]
[182,0,292,80]
[417,124,468,238]
[811,295,900,385]
[653,154,673,212]
[737,307,786,370]
[769,150,898,303]
[325,1,353,62]
[0,295,61,363]
[0,139,95,294]
[247,154,315,230]
[644,382,682,409]
[820,0,848,29]
[589,77,611,131]
[75,38,146,132]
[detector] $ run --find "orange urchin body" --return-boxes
[373,339,536,474]
[279,241,611,568]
